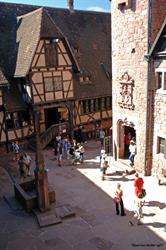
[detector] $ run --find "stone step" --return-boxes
[110,159,136,175]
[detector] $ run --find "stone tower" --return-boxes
[111,0,166,175]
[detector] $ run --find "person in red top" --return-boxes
[134,173,144,197]
[114,183,126,216]
[125,132,132,157]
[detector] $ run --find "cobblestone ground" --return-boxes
[0,140,166,250]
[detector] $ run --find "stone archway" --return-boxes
[117,118,136,159]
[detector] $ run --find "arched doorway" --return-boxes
[117,119,136,159]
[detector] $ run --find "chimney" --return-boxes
[67,0,74,12]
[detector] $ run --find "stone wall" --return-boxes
[152,59,166,176]
[111,0,166,174]
[111,0,149,172]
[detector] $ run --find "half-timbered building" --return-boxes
[0,1,111,153]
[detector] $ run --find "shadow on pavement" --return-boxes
[144,201,166,210]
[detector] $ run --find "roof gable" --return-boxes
[14,8,67,77]
[0,2,111,99]
[148,18,166,59]
[0,68,8,87]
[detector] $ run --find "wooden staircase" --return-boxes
[29,123,68,150]
[41,123,68,149]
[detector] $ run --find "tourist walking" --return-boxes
[114,183,126,216]
[134,196,144,225]
[63,139,71,159]
[11,141,20,161]
[134,173,144,198]
[23,152,32,176]
[99,129,105,146]
[18,155,27,181]
[129,140,136,166]
[99,148,106,171]
[57,141,63,167]
[101,160,109,180]
[78,143,85,162]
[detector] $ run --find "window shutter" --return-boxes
[164,72,166,90]
[164,139,166,159]
[45,43,58,68]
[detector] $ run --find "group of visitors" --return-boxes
[53,134,85,166]
[114,173,145,225]
[99,142,145,225]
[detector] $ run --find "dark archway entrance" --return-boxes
[124,126,136,158]
[117,119,136,159]
[45,107,60,129]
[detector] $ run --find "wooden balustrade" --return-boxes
[40,123,67,149]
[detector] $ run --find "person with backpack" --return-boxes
[134,173,144,198]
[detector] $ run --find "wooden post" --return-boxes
[34,107,50,212]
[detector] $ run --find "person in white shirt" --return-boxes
[129,140,136,166]
[23,152,32,176]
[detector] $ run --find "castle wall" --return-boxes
[111,0,166,174]
[111,1,149,172]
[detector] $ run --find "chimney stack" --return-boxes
[67,0,74,12]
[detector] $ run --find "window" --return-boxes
[53,76,63,91]
[156,70,166,90]
[157,72,162,89]
[101,97,106,110]
[158,137,165,154]
[44,78,54,92]
[82,100,86,114]
[117,0,132,9]
[79,75,92,84]
[6,111,30,130]
[79,96,112,115]
[6,113,14,129]
[45,42,58,68]
[44,76,62,92]
[106,96,112,108]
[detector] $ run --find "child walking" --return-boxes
[114,183,126,216]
